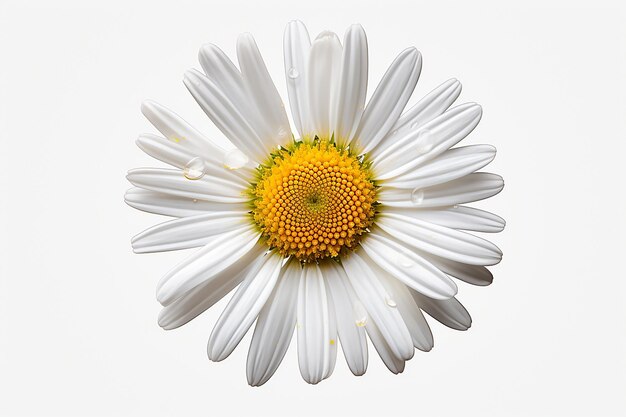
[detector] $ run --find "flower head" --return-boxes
[126,21,504,386]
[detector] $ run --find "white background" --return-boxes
[1,0,625,416]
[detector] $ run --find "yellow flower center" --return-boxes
[251,139,376,261]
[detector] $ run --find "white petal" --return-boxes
[325,285,338,379]
[366,320,405,374]
[374,103,482,180]
[140,100,225,163]
[157,244,265,330]
[373,78,462,154]
[322,261,368,376]
[377,273,433,352]
[354,48,422,153]
[237,33,292,149]
[131,211,249,254]
[198,43,250,119]
[156,225,260,305]
[341,251,414,360]
[307,31,342,139]
[199,43,280,156]
[385,205,505,233]
[360,230,458,300]
[247,259,300,386]
[411,292,472,331]
[377,172,504,208]
[208,252,284,362]
[297,263,336,384]
[124,188,246,218]
[135,133,252,185]
[126,168,247,204]
[283,20,311,138]
[382,145,496,190]
[417,251,494,286]
[184,69,268,162]
[332,24,368,147]
[376,212,503,266]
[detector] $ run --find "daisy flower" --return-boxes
[126,20,504,386]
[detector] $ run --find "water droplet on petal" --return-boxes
[385,297,397,308]
[223,149,249,170]
[192,198,198,203]
[183,157,206,180]
[411,188,424,205]
[288,67,299,79]
[416,129,434,154]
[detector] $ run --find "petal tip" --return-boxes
[348,23,365,32]
[156,285,172,306]
[314,30,339,42]
[237,32,255,46]
[183,68,202,83]
[140,99,157,116]
[403,46,421,61]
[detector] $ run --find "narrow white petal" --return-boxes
[135,134,252,185]
[140,100,225,163]
[322,261,368,376]
[374,103,482,179]
[378,172,504,208]
[373,78,462,154]
[307,31,342,138]
[208,252,283,362]
[124,188,246,218]
[247,259,300,386]
[366,320,405,374]
[377,273,434,352]
[412,292,472,331]
[184,69,268,162]
[354,48,422,153]
[382,145,496,190]
[131,211,249,253]
[360,230,458,300]
[198,43,250,118]
[283,20,312,137]
[156,226,260,305]
[376,212,503,266]
[332,24,368,147]
[416,251,494,286]
[199,43,242,82]
[325,286,338,379]
[157,244,265,330]
[297,263,336,384]
[385,205,505,233]
[126,168,247,204]
[199,43,281,154]
[237,33,292,149]
[341,251,414,360]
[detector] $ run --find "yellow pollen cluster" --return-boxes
[252,140,376,261]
